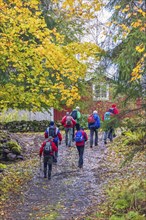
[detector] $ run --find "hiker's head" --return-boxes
[49,121,54,126]
[76,106,80,110]
[80,127,84,131]
[93,110,97,114]
[66,112,70,116]
[112,104,116,108]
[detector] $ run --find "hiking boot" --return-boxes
[90,146,93,148]
[104,141,107,144]
[48,176,51,180]
[44,175,47,178]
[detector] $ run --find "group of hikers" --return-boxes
[39,105,119,180]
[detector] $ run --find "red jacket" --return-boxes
[61,115,76,128]
[39,140,58,157]
[75,130,88,147]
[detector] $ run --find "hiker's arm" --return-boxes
[77,111,81,119]
[57,131,62,141]
[52,142,58,152]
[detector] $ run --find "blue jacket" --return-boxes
[88,113,100,129]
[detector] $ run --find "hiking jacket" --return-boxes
[61,116,76,128]
[39,140,58,157]
[88,113,100,129]
[112,107,119,115]
[72,109,81,124]
[44,126,62,144]
[75,130,88,147]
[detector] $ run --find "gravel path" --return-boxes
[2,133,116,220]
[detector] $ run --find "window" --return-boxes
[93,83,109,100]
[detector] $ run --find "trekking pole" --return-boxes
[39,156,42,177]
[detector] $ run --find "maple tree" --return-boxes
[0,0,103,112]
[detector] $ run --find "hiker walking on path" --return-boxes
[61,112,76,147]
[108,104,119,138]
[74,127,88,168]
[44,121,62,162]
[39,136,58,180]
[88,110,100,148]
[103,110,114,144]
[71,106,81,141]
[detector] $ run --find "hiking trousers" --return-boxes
[76,146,84,167]
[104,127,113,142]
[90,127,98,147]
[43,155,53,178]
[65,127,73,147]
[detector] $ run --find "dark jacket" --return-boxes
[44,125,62,144]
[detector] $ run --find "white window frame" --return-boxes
[93,83,109,101]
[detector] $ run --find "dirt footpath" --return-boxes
[2,133,117,220]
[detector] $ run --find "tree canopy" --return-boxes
[104,0,146,103]
[0,0,103,112]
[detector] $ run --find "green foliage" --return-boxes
[80,114,88,129]
[7,141,22,155]
[0,163,7,170]
[0,159,35,204]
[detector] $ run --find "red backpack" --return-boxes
[88,114,95,124]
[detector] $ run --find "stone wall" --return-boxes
[0,120,62,133]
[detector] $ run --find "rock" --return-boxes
[7,153,17,160]
[3,148,10,153]
[17,155,24,160]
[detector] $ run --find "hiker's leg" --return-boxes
[68,128,72,147]
[76,123,80,131]
[72,126,75,142]
[95,128,98,145]
[90,128,94,147]
[48,156,53,179]
[65,128,68,146]
[78,146,84,167]
[108,127,113,141]
[44,157,48,178]
[104,130,108,144]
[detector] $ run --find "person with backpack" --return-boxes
[103,110,114,144]
[39,136,58,180]
[61,112,76,147]
[44,121,62,162]
[74,127,88,168]
[71,106,81,141]
[108,104,119,138]
[109,104,119,115]
[88,110,100,148]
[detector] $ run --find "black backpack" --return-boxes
[48,127,56,137]
[71,110,77,120]
[43,141,52,156]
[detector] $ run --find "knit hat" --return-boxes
[76,106,80,110]
[49,121,54,126]
[93,110,97,114]
[112,104,116,108]
[48,136,53,140]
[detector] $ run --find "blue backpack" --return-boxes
[75,131,84,142]
[104,112,111,121]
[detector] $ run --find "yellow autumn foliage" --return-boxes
[0,0,102,111]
